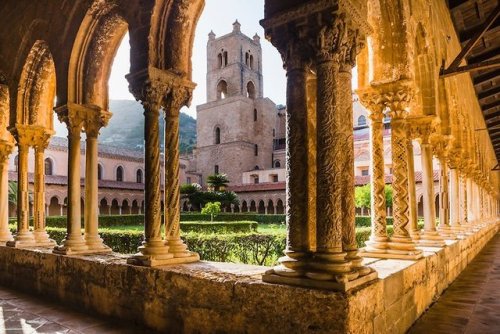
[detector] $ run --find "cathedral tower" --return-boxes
[195,21,277,186]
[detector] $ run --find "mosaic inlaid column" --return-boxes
[7,127,36,247]
[0,140,13,242]
[164,81,199,262]
[358,90,388,255]
[83,108,112,253]
[406,137,419,239]
[261,4,377,290]
[53,104,88,254]
[383,84,422,259]
[415,119,445,247]
[32,129,56,246]
[127,76,173,266]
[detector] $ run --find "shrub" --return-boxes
[181,213,285,224]
[180,221,258,234]
[201,202,221,221]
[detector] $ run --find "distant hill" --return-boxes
[98,100,197,154]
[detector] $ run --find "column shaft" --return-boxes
[449,169,461,229]
[407,140,419,236]
[0,159,12,241]
[32,147,54,245]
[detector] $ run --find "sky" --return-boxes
[107,0,287,118]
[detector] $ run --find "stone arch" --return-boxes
[111,199,120,215]
[258,200,265,214]
[357,115,367,127]
[249,200,257,212]
[414,23,436,116]
[247,81,256,99]
[241,200,248,212]
[217,80,228,99]
[417,195,424,218]
[233,203,240,213]
[15,40,56,128]
[122,199,131,214]
[267,199,275,214]
[116,165,124,182]
[100,198,110,215]
[68,3,128,109]
[48,196,61,216]
[276,199,284,214]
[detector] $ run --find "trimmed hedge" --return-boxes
[181,213,286,224]
[179,221,257,234]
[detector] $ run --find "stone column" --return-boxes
[126,76,173,266]
[83,109,112,253]
[163,82,198,262]
[7,127,36,247]
[466,177,475,223]
[437,158,455,238]
[261,5,377,290]
[383,83,422,259]
[0,140,14,242]
[459,173,469,228]
[414,119,445,247]
[449,167,464,234]
[357,90,388,255]
[53,104,88,254]
[59,204,63,216]
[32,130,56,246]
[406,138,419,239]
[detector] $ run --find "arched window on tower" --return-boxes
[254,144,258,156]
[214,165,219,174]
[136,169,143,183]
[116,166,124,182]
[254,109,257,122]
[358,115,367,127]
[217,80,228,100]
[247,81,256,99]
[98,164,103,180]
[274,160,281,168]
[223,51,228,66]
[217,53,223,68]
[250,55,254,70]
[215,127,221,144]
[44,158,53,175]
[245,52,249,66]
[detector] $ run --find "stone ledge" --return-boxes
[0,220,497,333]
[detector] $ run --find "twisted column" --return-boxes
[83,107,112,253]
[383,84,422,259]
[0,140,13,242]
[164,83,198,262]
[53,104,88,254]
[32,129,56,246]
[406,137,419,239]
[357,90,388,254]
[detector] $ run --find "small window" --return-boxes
[358,115,367,127]
[187,177,192,184]
[247,82,256,99]
[254,109,257,121]
[250,55,254,70]
[273,175,278,182]
[215,127,221,144]
[14,155,18,172]
[217,80,228,100]
[44,158,53,176]
[218,53,223,68]
[223,51,228,66]
[254,165,260,170]
[254,144,258,156]
[254,176,259,184]
[98,164,103,180]
[274,161,281,168]
[272,128,275,137]
[214,165,219,174]
[136,169,143,183]
[116,166,124,182]
[361,169,369,176]
[245,52,249,66]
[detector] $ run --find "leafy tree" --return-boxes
[354,184,371,209]
[201,202,221,221]
[384,184,393,208]
[206,173,230,192]
[180,183,201,198]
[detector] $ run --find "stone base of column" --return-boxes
[409,229,421,241]
[85,234,112,253]
[33,230,57,247]
[0,230,13,243]
[166,237,199,261]
[6,231,37,248]
[127,240,199,267]
[437,225,457,240]
[358,236,389,257]
[269,251,309,278]
[53,235,89,255]
[417,230,447,247]
[384,236,424,260]
[263,266,378,292]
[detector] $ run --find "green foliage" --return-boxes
[8,181,17,205]
[181,221,258,234]
[354,216,394,227]
[206,173,230,191]
[354,184,371,208]
[180,183,201,197]
[181,213,285,224]
[201,202,221,221]
[385,184,393,208]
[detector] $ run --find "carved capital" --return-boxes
[356,88,385,122]
[407,115,436,143]
[11,124,53,149]
[84,108,112,138]
[54,103,87,134]
[0,139,14,162]
[371,81,414,120]
[163,84,194,117]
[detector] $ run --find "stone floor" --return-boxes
[0,287,152,333]
[409,232,500,334]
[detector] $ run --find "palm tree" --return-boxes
[206,173,230,192]
[8,181,17,205]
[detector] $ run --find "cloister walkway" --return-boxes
[409,232,500,334]
[0,286,151,333]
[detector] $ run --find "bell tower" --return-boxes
[206,20,263,102]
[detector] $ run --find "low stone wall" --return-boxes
[0,221,497,334]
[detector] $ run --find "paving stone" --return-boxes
[408,232,500,334]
